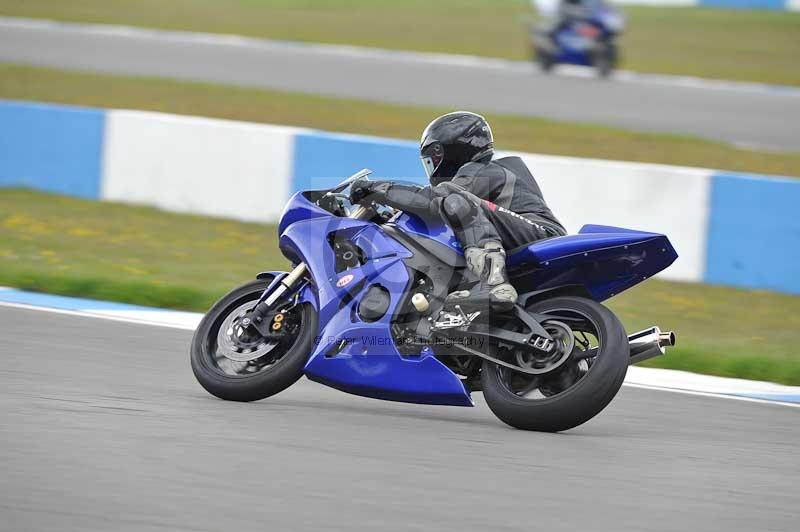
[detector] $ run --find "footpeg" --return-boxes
[430,306,481,331]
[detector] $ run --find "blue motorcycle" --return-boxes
[531,0,625,77]
[191,170,676,432]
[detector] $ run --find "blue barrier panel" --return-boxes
[292,131,426,193]
[699,0,785,9]
[705,173,800,295]
[0,100,105,199]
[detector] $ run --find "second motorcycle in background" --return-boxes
[530,0,625,78]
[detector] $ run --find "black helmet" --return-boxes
[420,111,494,185]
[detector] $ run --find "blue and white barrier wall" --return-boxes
[1,100,798,295]
[0,100,104,198]
[102,110,298,222]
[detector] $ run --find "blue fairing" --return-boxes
[506,224,677,301]
[393,213,677,302]
[279,192,473,406]
[276,192,676,407]
[554,37,595,66]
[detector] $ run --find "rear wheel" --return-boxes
[481,296,628,432]
[190,278,317,402]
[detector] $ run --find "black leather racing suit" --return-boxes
[549,0,592,37]
[364,156,566,252]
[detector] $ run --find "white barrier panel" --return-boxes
[102,110,301,223]
[500,151,712,282]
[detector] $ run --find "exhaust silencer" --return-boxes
[628,326,676,365]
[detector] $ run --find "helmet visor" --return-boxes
[421,156,437,178]
[420,142,444,179]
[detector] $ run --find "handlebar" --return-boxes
[326,168,372,195]
[315,168,397,222]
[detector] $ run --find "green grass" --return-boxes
[0,189,287,310]
[2,63,800,177]
[621,7,800,86]
[1,1,798,85]
[611,281,800,385]
[2,188,799,384]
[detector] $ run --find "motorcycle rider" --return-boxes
[548,0,592,39]
[349,111,566,312]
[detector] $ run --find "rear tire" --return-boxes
[481,296,628,432]
[190,278,318,402]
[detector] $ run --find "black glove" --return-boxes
[349,178,391,205]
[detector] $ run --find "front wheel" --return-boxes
[481,296,629,432]
[190,278,318,402]
[593,42,617,78]
[535,48,556,73]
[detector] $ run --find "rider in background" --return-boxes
[349,112,566,313]
[548,0,592,38]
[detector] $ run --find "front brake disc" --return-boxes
[216,302,279,362]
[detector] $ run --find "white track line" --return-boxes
[624,383,800,409]
[4,298,799,409]
[0,300,199,330]
[1,16,798,97]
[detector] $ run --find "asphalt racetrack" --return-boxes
[2,305,798,531]
[1,17,799,151]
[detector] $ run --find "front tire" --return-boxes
[190,278,318,402]
[536,49,556,73]
[481,296,628,432]
[594,42,617,78]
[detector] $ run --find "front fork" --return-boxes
[262,264,308,307]
[247,205,371,335]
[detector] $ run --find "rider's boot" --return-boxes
[445,241,518,313]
